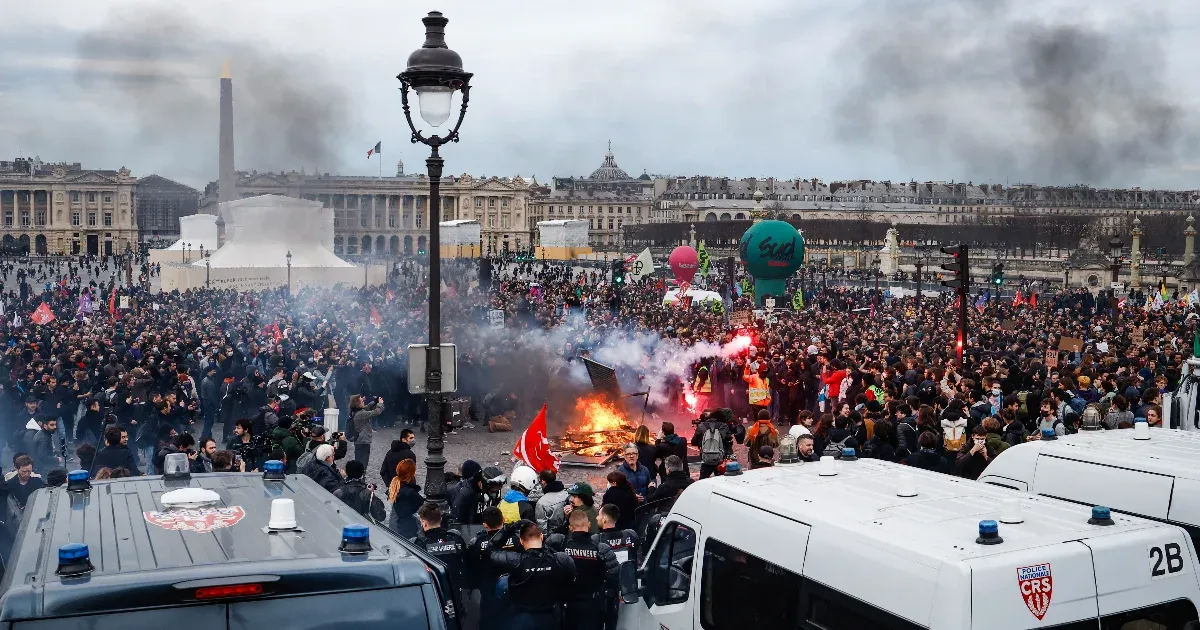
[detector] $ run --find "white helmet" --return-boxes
[510,465,538,493]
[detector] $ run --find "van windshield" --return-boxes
[13,586,431,630]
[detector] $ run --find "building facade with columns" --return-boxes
[0,157,138,255]
[200,165,531,256]
[527,145,657,247]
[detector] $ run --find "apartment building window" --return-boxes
[416,215,423,229]
[35,210,45,225]
[360,213,368,228]
[71,192,80,203]
[488,216,496,228]
[87,192,96,203]
[502,198,509,208]
[87,212,97,226]
[501,216,509,229]
[475,197,483,208]
[103,194,113,204]
[389,214,397,228]
[20,210,29,227]
[488,198,496,208]
[608,218,614,230]
[104,213,112,227]
[71,211,80,226]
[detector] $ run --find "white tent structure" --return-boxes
[166,214,219,252]
[201,195,349,268]
[663,288,723,307]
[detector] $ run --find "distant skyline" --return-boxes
[3,0,1200,190]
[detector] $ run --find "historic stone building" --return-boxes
[200,162,531,256]
[527,144,657,247]
[134,175,200,241]
[0,157,137,255]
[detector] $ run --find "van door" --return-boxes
[969,541,1099,629]
[1032,455,1174,520]
[1082,525,1200,621]
[618,515,700,630]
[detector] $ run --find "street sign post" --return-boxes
[407,344,458,394]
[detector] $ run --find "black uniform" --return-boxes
[469,527,519,630]
[549,531,619,630]
[490,544,576,630]
[414,526,469,590]
[595,527,639,630]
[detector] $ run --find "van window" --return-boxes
[701,538,801,630]
[646,522,696,606]
[230,587,430,629]
[15,604,226,628]
[802,580,924,630]
[1045,598,1199,629]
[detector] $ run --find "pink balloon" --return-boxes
[669,246,699,284]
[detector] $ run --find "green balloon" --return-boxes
[738,221,804,304]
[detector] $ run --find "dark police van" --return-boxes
[0,458,459,629]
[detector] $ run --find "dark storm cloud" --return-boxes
[72,4,360,183]
[834,0,1196,186]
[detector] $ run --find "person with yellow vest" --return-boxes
[499,465,537,524]
[744,363,772,419]
[692,363,712,412]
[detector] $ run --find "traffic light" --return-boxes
[940,245,968,291]
[611,259,626,286]
[991,262,1004,287]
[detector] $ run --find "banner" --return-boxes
[30,302,55,326]
[697,241,710,276]
[792,291,804,310]
[628,248,654,282]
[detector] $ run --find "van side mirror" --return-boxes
[619,560,640,605]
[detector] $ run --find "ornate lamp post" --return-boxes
[871,257,880,295]
[398,10,472,506]
[205,251,211,288]
[1109,235,1123,285]
[286,250,293,295]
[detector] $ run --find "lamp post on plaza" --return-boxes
[181,242,189,264]
[398,10,472,506]
[1160,261,1172,294]
[286,250,292,296]
[1062,259,1071,288]
[1109,236,1123,285]
[205,251,211,288]
[871,257,881,295]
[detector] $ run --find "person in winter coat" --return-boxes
[905,432,951,473]
[1001,410,1028,447]
[24,415,59,474]
[631,426,659,484]
[333,460,386,522]
[387,459,424,538]
[90,425,140,477]
[447,460,484,525]
[199,365,220,439]
[861,420,897,461]
[564,482,600,534]
[380,432,416,487]
[981,417,1010,455]
[744,410,780,469]
[1103,395,1134,430]
[349,394,384,469]
[653,422,689,476]
[303,444,345,494]
[534,469,570,533]
[615,444,653,500]
[269,417,305,473]
[955,426,997,480]
[744,364,772,420]
[646,455,692,506]
[601,471,639,531]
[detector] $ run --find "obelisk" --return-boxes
[218,61,237,206]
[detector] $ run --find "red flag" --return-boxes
[1029,293,1038,308]
[1013,290,1024,307]
[512,403,560,473]
[385,289,396,304]
[30,302,55,325]
[370,306,382,327]
[108,288,116,317]
[272,323,283,343]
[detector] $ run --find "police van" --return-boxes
[981,427,1200,548]
[0,457,459,629]
[617,457,1200,630]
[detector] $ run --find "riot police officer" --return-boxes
[548,509,618,630]
[468,507,516,630]
[595,504,639,630]
[414,503,469,613]
[489,520,576,630]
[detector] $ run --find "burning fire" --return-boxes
[683,389,698,414]
[573,395,629,434]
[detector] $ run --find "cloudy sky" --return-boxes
[2,0,1200,190]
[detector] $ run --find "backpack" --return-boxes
[700,426,724,466]
[917,381,936,400]
[296,447,316,472]
[1067,395,1087,414]
[822,436,850,459]
[943,423,967,453]
[344,414,360,442]
[1017,391,1032,417]
[838,375,853,401]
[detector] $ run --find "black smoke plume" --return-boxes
[74,5,359,184]
[834,0,1194,186]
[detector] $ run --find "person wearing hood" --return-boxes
[499,465,538,524]
[199,365,220,439]
[744,409,780,469]
[534,469,569,533]
[77,397,105,446]
[646,455,692,507]
[269,417,304,473]
[23,414,60,474]
[90,425,140,477]
[905,431,951,473]
[380,431,416,487]
[447,460,484,525]
[955,426,998,480]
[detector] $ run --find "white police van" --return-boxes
[618,457,1200,630]
[981,426,1200,549]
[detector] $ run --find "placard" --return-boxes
[119,296,130,309]
[487,309,505,328]
[1130,327,1145,345]
[1058,336,1084,353]
[1000,319,1018,331]
[729,310,754,326]
[1045,349,1059,369]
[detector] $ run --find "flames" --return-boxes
[556,394,637,459]
[683,389,698,414]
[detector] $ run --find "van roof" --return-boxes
[678,459,1171,564]
[0,473,433,620]
[1013,429,1200,479]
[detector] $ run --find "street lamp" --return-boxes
[1160,261,1172,293]
[286,250,292,295]
[181,241,189,263]
[871,258,880,295]
[398,10,472,507]
[1109,235,1123,285]
[204,251,211,288]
